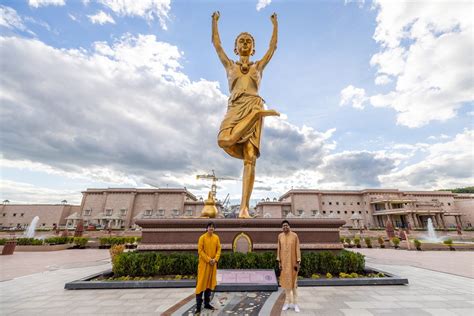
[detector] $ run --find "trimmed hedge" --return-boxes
[73,237,89,247]
[16,238,44,245]
[44,237,74,245]
[112,250,365,278]
[100,237,139,246]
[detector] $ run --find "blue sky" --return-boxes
[0,0,473,205]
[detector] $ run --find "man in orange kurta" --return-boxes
[195,221,221,314]
[277,220,301,313]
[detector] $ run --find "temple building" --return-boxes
[76,188,207,229]
[256,189,474,229]
[1,188,472,230]
[0,203,79,230]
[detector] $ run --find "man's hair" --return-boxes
[206,221,215,229]
[281,220,290,227]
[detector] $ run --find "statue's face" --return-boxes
[236,34,254,56]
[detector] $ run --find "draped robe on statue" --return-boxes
[218,61,264,159]
[195,233,222,294]
[277,231,301,289]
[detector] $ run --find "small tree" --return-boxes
[110,244,125,266]
[344,237,352,248]
[364,237,372,248]
[354,237,361,248]
[392,237,400,249]
[443,238,454,251]
[414,239,422,251]
[378,236,385,248]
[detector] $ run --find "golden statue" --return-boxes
[212,11,279,218]
[200,191,218,218]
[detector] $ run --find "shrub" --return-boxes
[16,238,44,245]
[44,237,73,245]
[112,250,365,278]
[354,237,361,248]
[0,238,6,245]
[73,237,89,248]
[344,237,352,248]
[100,237,139,247]
[414,239,422,251]
[326,272,333,279]
[110,244,126,265]
[311,273,320,279]
[364,237,372,248]
[443,238,454,250]
[391,237,400,249]
[339,236,345,243]
[378,236,385,248]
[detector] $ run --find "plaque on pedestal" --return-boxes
[215,269,278,292]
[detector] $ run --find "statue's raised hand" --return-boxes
[271,13,277,25]
[212,11,220,22]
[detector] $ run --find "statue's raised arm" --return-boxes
[212,11,231,69]
[257,13,278,72]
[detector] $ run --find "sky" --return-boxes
[0,0,473,205]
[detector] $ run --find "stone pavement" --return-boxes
[351,248,474,278]
[1,249,473,315]
[0,249,110,281]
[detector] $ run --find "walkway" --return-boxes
[0,249,473,315]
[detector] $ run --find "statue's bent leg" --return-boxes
[218,109,279,148]
[239,142,257,218]
[218,111,260,148]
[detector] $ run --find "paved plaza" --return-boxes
[0,249,473,315]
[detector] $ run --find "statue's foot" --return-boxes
[238,208,254,218]
[258,109,280,118]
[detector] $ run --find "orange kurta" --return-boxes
[195,233,221,294]
[277,231,301,289]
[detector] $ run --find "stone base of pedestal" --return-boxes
[135,218,345,252]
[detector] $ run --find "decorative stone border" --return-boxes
[0,244,73,252]
[64,267,407,290]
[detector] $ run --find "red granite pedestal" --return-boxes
[135,218,345,252]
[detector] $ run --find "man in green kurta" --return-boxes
[277,220,301,313]
[195,221,221,314]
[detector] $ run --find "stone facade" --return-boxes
[0,204,79,229]
[78,188,206,229]
[256,189,474,229]
[2,188,472,230]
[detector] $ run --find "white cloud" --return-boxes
[0,6,26,31]
[256,0,272,11]
[98,0,171,30]
[28,0,65,8]
[0,180,82,204]
[427,134,450,141]
[367,0,473,127]
[88,10,116,25]
[374,75,391,85]
[68,13,78,21]
[339,85,367,109]
[344,0,365,8]
[0,34,338,196]
[380,129,474,189]
[319,150,397,187]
